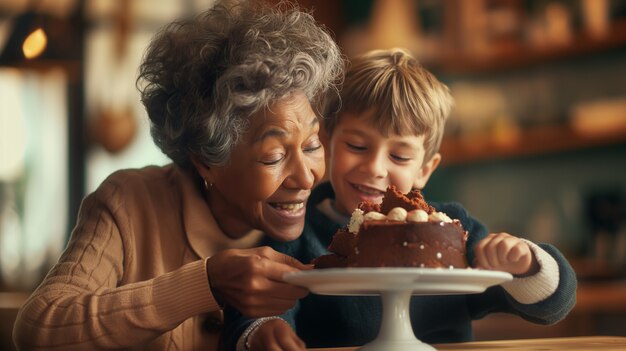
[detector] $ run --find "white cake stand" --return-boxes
[284,268,512,351]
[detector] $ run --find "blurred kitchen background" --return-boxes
[1,0,626,349]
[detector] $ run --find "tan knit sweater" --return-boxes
[13,164,263,350]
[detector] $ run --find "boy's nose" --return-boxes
[359,152,387,179]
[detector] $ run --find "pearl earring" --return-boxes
[203,179,212,190]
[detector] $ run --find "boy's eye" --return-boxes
[260,153,284,166]
[391,154,412,162]
[346,142,366,151]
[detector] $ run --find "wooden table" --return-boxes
[309,336,626,351]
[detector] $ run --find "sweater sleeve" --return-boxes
[498,242,577,325]
[500,240,560,304]
[438,202,577,325]
[12,181,221,350]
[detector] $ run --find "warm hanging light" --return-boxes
[22,27,47,59]
[1,9,81,65]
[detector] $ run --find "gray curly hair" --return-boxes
[137,0,344,168]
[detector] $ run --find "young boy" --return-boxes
[222,48,576,351]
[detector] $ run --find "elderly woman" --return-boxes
[12,1,343,350]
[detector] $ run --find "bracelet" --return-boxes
[236,316,284,351]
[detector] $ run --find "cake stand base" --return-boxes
[359,340,436,351]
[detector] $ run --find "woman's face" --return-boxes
[198,92,325,241]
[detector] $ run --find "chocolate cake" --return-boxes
[313,186,469,269]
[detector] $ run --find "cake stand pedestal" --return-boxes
[284,268,513,351]
[361,290,435,351]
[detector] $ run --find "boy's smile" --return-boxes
[349,182,386,203]
[327,112,439,216]
[351,183,385,197]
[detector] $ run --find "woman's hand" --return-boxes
[249,319,306,351]
[206,246,311,317]
[473,233,540,276]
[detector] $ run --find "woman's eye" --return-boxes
[260,154,284,165]
[304,140,323,153]
[346,142,366,151]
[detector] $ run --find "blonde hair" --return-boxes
[324,48,453,162]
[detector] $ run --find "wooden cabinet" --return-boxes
[434,20,626,75]
[436,19,626,165]
[440,123,626,165]
[409,3,626,166]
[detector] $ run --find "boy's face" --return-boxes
[328,112,440,215]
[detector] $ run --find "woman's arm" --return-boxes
[13,187,219,350]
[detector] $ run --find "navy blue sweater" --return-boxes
[221,182,577,350]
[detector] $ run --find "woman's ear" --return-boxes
[190,156,212,184]
[413,153,441,190]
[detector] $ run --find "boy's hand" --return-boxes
[206,247,311,317]
[249,319,306,351]
[473,233,540,276]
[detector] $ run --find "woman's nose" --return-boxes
[283,151,318,190]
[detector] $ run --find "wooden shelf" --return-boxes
[472,279,626,341]
[433,20,626,75]
[440,124,626,165]
[575,280,626,314]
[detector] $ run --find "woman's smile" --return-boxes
[266,200,306,220]
[269,201,305,212]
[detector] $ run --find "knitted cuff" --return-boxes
[152,259,220,325]
[501,239,560,304]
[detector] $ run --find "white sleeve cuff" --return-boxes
[500,240,560,304]
[236,316,284,351]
